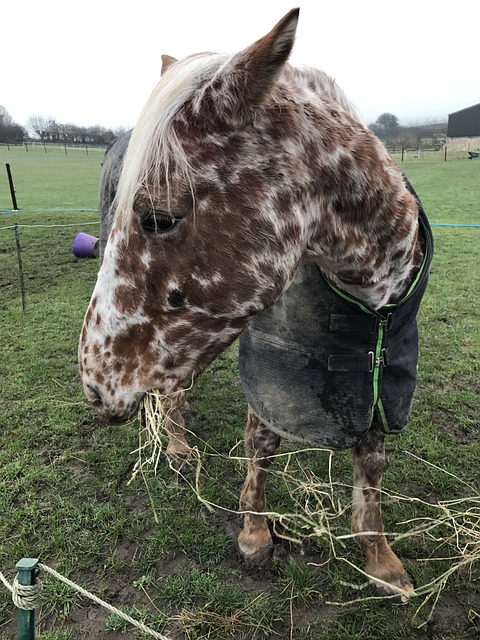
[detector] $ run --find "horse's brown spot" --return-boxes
[114,284,140,315]
[85,306,94,324]
[111,323,155,360]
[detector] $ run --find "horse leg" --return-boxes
[163,392,191,456]
[351,418,414,600]
[238,409,281,568]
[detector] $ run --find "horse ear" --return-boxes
[224,8,300,111]
[161,54,178,75]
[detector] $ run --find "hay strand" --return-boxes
[132,391,479,624]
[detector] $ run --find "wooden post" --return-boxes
[5,163,19,210]
[401,147,404,163]
[444,146,447,162]
[16,558,39,640]
[14,223,27,312]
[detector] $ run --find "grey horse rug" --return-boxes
[239,184,433,450]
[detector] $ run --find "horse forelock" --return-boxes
[114,51,230,226]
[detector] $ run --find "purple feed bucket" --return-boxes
[72,232,99,258]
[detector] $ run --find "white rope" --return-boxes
[0,570,14,595]
[0,570,43,610]
[13,576,43,610]
[0,565,172,640]
[38,564,171,640]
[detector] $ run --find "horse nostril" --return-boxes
[86,384,103,406]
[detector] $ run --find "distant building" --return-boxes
[447,103,480,137]
[446,103,480,151]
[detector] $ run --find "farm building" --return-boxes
[446,102,480,152]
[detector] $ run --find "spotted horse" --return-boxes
[79,8,433,600]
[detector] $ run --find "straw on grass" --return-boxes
[134,389,479,625]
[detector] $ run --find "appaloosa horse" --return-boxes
[80,9,433,599]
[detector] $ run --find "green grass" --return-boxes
[0,148,479,639]
[1,144,103,212]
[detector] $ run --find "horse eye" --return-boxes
[168,289,186,308]
[141,211,180,234]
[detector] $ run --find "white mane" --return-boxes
[115,52,230,222]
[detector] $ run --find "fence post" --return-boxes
[16,558,39,640]
[5,163,19,210]
[14,223,27,312]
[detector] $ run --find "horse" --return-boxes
[79,8,433,600]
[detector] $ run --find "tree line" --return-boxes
[0,106,127,145]
[1,105,446,149]
[369,112,447,149]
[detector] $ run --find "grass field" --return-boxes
[0,145,479,639]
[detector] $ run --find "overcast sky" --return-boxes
[3,0,478,131]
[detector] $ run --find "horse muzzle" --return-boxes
[84,382,143,423]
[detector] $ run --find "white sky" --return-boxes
[2,0,478,130]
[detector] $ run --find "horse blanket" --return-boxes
[239,184,433,449]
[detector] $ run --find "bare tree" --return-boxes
[0,105,25,142]
[26,114,58,141]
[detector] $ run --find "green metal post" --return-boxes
[16,558,39,640]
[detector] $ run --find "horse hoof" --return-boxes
[371,571,415,604]
[240,544,274,575]
[236,532,274,572]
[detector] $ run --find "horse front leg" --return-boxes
[238,408,281,568]
[163,392,191,456]
[352,418,414,601]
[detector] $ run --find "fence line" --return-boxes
[1,217,100,312]
[1,208,98,215]
[0,142,107,153]
[2,215,479,314]
[0,221,100,232]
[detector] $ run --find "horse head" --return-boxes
[79,9,308,419]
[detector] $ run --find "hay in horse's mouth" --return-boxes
[129,387,190,485]
[129,390,172,482]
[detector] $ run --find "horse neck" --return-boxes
[268,67,421,310]
[303,165,423,310]
[292,110,423,309]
